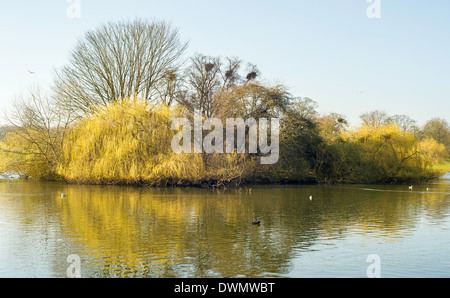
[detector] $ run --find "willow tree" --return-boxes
[53,19,188,115]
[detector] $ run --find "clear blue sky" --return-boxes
[1,0,449,126]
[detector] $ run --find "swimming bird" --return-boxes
[252,221,261,225]
[61,193,67,199]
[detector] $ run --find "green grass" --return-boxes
[432,159,450,173]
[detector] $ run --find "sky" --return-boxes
[0,0,449,126]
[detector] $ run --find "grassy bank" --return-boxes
[432,159,450,175]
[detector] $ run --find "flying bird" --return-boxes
[28,70,35,74]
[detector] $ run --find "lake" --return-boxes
[0,175,449,278]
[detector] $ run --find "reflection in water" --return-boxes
[0,178,449,277]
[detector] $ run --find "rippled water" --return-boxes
[0,175,449,278]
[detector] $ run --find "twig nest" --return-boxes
[246,72,257,80]
[204,63,215,72]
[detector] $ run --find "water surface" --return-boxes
[0,176,449,278]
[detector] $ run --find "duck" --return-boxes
[252,221,261,225]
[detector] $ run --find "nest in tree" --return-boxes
[165,70,177,81]
[204,63,215,72]
[225,69,234,78]
[246,72,257,80]
[337,117,347,124]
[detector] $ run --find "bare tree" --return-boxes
[177,54,242,118]
[53,19,188,115]
[420,118,450,155]
[177,54,290,120]
[360,110,391,128]
[388,114,419,133]
[1,87,73,178]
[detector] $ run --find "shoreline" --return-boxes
[2,171,448,189]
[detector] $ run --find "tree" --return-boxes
[420,118,450,155]
[289,97,318,120]
[418,138,446,166]
[53,19,188,115]
[361,111,419,133]
[0,126,13,141]
[0,87,72,178]
[317,112,348,141]
[279,97,321,181]
[57,98,206,185]
[177,54,243,118]
[388,114,418,133]
[173,54,291,172]
[340,123,434,182]
[360,110,390,128]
